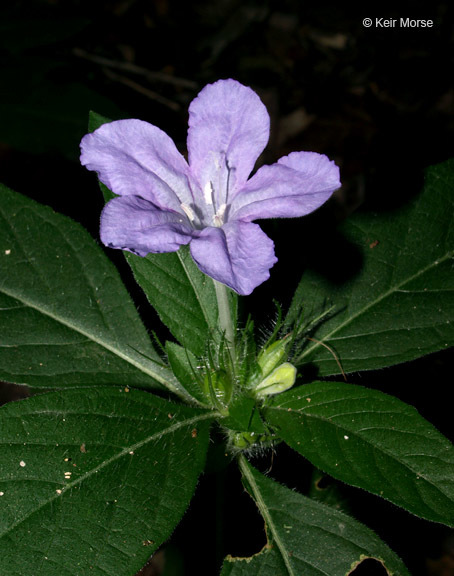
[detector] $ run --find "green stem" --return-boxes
[214,280,235,355]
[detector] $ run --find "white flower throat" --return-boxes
[204,181,227,227]
[180,181,228,228]
[180,153,233,229]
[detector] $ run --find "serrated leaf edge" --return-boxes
[0,279,181,390]
[0,410,216,540]
[296,250,453,366]
[238,455,297,576]
[267,389,454,526]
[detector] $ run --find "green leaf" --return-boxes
[289,159,454,376]
[88,110,112,133]
[166,341,209,405]
[221,394,266,435]
[221,457,409,576]
[126,248,221,356]
[88,111,237,356]
[0,387,214,576]
[0,183,183,395]
[264,381,454,526]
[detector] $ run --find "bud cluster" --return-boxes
[224,335,297,451]
[252,339,297,398]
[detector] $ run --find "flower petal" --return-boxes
[189,221,277,295]
[80,119,194,212]
[187,79,270,207]
[230,151,340,222]
[100,196,193,256]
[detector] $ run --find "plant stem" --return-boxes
[214,280,235,356]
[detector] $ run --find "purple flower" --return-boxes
[80,79,340,295]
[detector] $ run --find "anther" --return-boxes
[180,203,195,221]
[203,182,213,205]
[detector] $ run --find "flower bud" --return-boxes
[230,431,257,449]
[254,362,297,398]
[257,339,287,377]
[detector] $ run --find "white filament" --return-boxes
[180,203,195,222]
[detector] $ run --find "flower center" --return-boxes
[213,203,227,227]
[180,156,234,230]
[203,179,229,227]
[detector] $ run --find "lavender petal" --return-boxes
[80,119,194,211]
[230,151,340,222]
[189,221,277,295]
[100,196,193,256]
[187,79,270,208]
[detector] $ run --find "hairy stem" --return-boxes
[214,280,235,356]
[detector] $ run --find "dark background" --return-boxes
[1,1,453,575]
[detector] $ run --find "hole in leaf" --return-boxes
[315,474,333,490]
[349,558,390,576]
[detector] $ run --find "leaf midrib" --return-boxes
[0,282,173,388]
[0,411,216,540]
[238,455,298,576]
[297,250,453,363]
[0,196,176,391]
[267,403,454,506]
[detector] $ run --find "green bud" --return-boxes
[255,362,297,398]
[229,429,275,450]
[257,339,287,377]
[230,431,257,449]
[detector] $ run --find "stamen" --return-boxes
[203,182,213,205]
[217,203,227,219]
[180,203,195,222]
[213,203,227,227]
